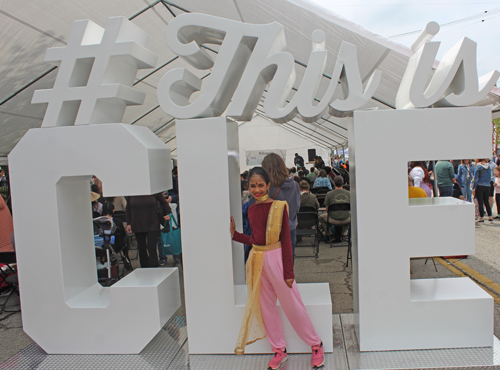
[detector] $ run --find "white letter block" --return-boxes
[349,107,493,351]
[8,123,181,354]
[176,117,333,354]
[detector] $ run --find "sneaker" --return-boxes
[477,219,484,223]
[158,257,167,266]
[489,219,494,223]
[311,341,324,369]
[268,349,287,370]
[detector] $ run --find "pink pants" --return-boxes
[260,248,320,352]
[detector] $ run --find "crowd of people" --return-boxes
[2,150,500,368]
[89,166,181,269]
[408,156,500,223]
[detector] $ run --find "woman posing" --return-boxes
[230,167,324,370]
[249,153,301,259]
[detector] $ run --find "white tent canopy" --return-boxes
[238,115,331,171]
[1,0,499,167]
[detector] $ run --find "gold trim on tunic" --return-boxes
[234,200,288,355]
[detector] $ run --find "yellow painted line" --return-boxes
[435,257,500,305]
[434,258,467,278]
[452,259,500,296]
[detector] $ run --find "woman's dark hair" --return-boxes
[410,161,426,169]
[319,170,327,178]
[261,153,289,186]
[248,166,271,184]
[102,201,114,216]
[91,184,100,194]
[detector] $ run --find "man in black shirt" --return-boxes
[294,153,305,169]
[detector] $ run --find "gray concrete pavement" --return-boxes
[1,217,500,365]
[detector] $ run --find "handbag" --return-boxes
[161,213,182,256]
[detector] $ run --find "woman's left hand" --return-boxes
[164,215,170,221]
[285,279,294,288]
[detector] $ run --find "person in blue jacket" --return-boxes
[472,158,493,223]
[457,159,473,202]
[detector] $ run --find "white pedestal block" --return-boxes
[8,123,180,354]
[176,117,333,354]
[349,107,494,351]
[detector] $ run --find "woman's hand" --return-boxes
[126,225,132,234]
[230,215,235,237]
[164,215,170,221]
[285,279,294,288]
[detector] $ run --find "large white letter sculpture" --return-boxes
[351,23,497,351]
[350,107,493,351]
[158,14,374,354]
[158,13,381,122]
[9,17,181,354]
[396,22,500,109]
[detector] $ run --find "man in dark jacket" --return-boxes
[294,153,305,169]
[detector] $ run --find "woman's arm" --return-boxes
[231,217,257,245]
[472,166,479,191]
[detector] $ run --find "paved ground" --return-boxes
[1,212,500,365]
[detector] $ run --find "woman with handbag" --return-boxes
[126,193,171,267]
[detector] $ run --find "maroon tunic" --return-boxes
[232,202,294,280]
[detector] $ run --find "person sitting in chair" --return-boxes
[299,181,319,211]
[319,176,350,243]
[313,170,332,190]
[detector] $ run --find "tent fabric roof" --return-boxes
[1,0,498,163]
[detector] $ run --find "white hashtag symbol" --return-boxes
[32,17,157,127]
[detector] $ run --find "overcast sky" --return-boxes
[309,0,500,79]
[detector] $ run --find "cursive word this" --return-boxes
[157,14,499,123]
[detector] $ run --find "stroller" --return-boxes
[93,216,132,286]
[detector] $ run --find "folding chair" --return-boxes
[0,251,19,315]
[295,206,320,258]
[325,203,352,266]
[310,186,330,194]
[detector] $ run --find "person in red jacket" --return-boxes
[230,167,324,370]
[0,196,14,252]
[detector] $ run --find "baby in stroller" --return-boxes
[94,202,132,285]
